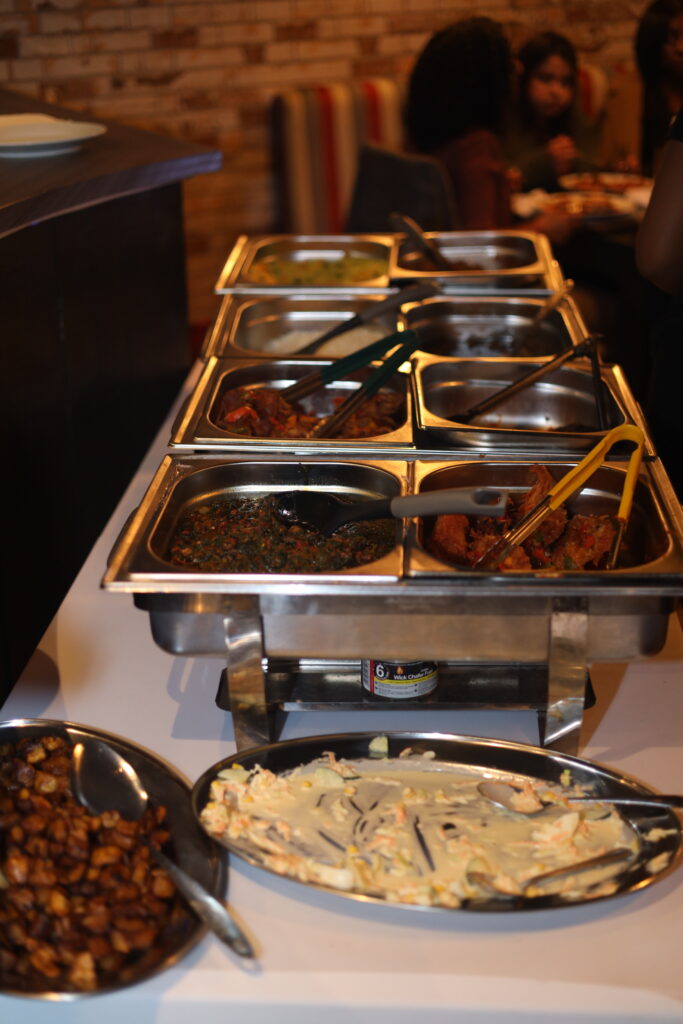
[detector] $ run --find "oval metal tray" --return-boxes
[0,718,224,999]
[191,731,681,914]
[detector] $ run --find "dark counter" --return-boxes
[0,90,222,699]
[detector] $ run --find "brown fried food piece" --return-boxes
[468,532,532,570]
[428,513,469,564]
[0,735,184,994]
[547,513,616,569]
[514,464,568,548]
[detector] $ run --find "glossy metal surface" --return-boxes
[215,234,395,295]
[0,718,225,1000]
[202,292,402,360]
[190,731,682,913]
[402,294,580,358]
[170,356,413,455]
[389,230,562,293]
[412,354,641,454]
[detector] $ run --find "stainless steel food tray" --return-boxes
[401,293,583,358]
[412,353,652,456]
[215,234,395,295]
[389,230,563,294]
[191,730,681,913]
[202,293,402,360]
[214,231,562,297]
[169,357,414,456]
[408,458,682,579]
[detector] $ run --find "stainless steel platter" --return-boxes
[412,354,649,455]
[190,730,682,913]
[389,230,562,293]
[0,718,224,999]
[170,356,414,456]
[202,292,401,360]
[215,234,395,295]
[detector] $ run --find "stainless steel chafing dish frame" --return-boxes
[169,356,415,456]
[389,229,564,294]
[215,234,396,295]
[411,353,655,457]
[103,452,683,757]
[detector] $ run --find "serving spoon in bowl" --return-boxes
[70,740,255,959]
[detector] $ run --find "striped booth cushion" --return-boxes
[270,78,405,234]
[270,66,609,235]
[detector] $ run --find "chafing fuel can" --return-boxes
[361,659,438,699]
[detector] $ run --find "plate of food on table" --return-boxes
[512,188,639,227]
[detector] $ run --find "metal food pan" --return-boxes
[104,455,408,590]
[408,459,683,581]
[411,354,647,455]
[389,230,562,293]
[401,295,582,358]
[169,357,414,455]
[215,234,395,295]
[201,293,403,361]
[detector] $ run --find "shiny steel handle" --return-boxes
[149,844,255,958]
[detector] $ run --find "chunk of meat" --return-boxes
[547,514,616,569]
[514,464,567,547]
[428,514,469,564]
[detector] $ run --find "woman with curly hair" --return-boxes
[404,17,575,244]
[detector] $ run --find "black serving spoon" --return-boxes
[275,487,507,536]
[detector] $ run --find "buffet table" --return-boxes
[3,367,683,1023]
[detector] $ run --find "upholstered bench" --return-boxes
[270,66,611,235]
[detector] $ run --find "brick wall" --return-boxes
[1,0,649,325]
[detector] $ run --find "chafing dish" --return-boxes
[202,293,401,360]
[389,230,563,293]
[401,294,582,358]
[215,234,395,295]
[104,452,683,754]
[412,354,650,455]
[408,459,679,578]
[169,357,414,455]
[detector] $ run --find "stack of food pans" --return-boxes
[104,231,683,753]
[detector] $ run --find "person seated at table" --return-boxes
[403,16,577,246]
[635,106,683,497]
[504,31,602,193]
[636,0,683,174]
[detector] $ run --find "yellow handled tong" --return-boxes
[475,423,645,570]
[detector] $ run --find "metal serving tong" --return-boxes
[388,212,453,271]
[293,281,438,356]
[311,331,421,439]
[281,327,416,404]
[474,423,645,571]
[462,334,608,430]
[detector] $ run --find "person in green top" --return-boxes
[505,31,601,193]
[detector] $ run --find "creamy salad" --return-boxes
[200,745,639,907]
